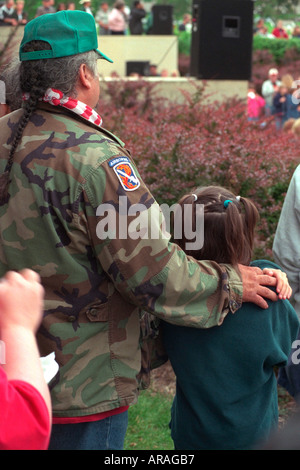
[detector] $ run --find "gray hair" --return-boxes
[19,42,99,97]
[0,44,100,204]
[32,50,98,97]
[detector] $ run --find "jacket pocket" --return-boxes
[85,302,109,322]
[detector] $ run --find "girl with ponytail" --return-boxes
[172,185,258,266]
[162,185,300,450]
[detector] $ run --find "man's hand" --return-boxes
[238,264,279,309]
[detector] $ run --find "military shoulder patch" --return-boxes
[109,157,140,191]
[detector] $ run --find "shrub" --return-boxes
[253,36,300,64]
[99,80,299,260]
[176,30,192,56]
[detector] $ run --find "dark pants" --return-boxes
[48,411,128,450]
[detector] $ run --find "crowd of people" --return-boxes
[1,7,300,452]
[0,1,186,77]
[0,0,27,25]
[0,0,191,35]
[0,0,142,35]
[247,67,300,133]
[254,17,300,39]
[0,0,145,34]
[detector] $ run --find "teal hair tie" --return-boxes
[224,199,232,208]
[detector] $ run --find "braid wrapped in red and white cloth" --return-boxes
[23,88,103,127]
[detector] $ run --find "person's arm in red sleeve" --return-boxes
[0,270,51,450]
[0,367,50,450]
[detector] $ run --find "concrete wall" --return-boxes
[96,35,247,104]
[97,35,179,78]
[0,26,248,103]
[100,76,248,104]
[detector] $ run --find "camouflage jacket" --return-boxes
[0,104,242,417]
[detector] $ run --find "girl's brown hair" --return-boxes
[172,185,259,266]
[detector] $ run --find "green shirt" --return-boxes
[162,260,300,450]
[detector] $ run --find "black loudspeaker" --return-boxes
[190,0,254,80]
[152,5,173,35]
[126,61,150,76]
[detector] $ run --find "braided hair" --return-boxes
[0,41,51,204]
[0,41,98,204]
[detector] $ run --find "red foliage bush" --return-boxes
[252,49,275,66]
[99,79,300,259]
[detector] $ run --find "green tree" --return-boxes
[151,0,192,19]
[254,0,299,18]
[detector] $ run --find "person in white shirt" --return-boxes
[273,164,300,318]
[273,164,300,400]
[95,2,110,35]
[0,0,17,26]
[79,0,93,16]
[261,68,281,116]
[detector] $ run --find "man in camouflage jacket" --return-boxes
[0,11,281,449]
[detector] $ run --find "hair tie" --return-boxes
[224,199,232,208]
[192,194,198,202]
[236,196,241,201]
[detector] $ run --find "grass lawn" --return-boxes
[123,381,297,451]
[124,388,174,451]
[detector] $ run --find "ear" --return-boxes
[78,63,94,90]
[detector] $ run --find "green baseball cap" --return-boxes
[19,10,113,63]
